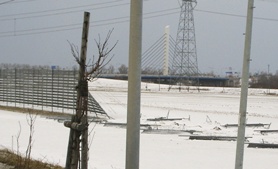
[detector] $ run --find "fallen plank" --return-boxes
[182,130,202,134]
[222,123,270,128]
[142,129,201,135]
[146,117,186,121]
[254,129,278,134]
[103,122,160,129]
[189,135,250,141]
[142,129,184,135]
[248,143,278,149]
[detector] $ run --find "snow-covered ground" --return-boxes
[1,78,278,169]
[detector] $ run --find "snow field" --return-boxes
[0,78,278,169]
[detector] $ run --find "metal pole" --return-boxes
[14,68,16,107]
[268,64,270,94]
[51,68,54,112]
[125,0,143,169]
[235,0,254,169]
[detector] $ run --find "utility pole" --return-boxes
[235,0,255,169]
[125,0,143,169]
[267,64,270,94]
[65,11,90,169]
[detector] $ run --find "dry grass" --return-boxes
[0,105,72,118]
[0,105,108,122]
[0,149,63,169]
[0,106,67,169]
[0,106,105,168]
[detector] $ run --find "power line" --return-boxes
[15,0,45,4]
[8,0,40,4]
[2,0,278,21]
[196,8,278,21]
[1,0,277,22]
[0,0,14,5]
[0,0,128,19]
[0,0,159,21]
[0,3,130,21]
[0,0,152,20]
[0,8,180,37]
[0,5,278,38]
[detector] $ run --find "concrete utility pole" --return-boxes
[125,0,143,169]
[235,0,255,169]
[65,11,90,169]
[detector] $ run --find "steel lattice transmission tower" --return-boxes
[173,0,199,84]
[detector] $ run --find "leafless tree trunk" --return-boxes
[65,19,117,169]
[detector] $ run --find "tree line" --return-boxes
[250,71,278,89]
[2,63,278,89]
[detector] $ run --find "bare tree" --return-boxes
[107,65,115,74]
[118,64,128,74]
[25,112,37,168]
[14,110,37,169]
[69,29,118,81]
[65,28,117,169]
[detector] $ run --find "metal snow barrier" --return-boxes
[0,68,106,116]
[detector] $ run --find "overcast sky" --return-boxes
[0,0,277,76]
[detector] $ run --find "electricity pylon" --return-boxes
[172,0,199,86]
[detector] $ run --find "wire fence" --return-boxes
[0,68,106,116]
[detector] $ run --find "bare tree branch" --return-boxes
[86,29,118,81]
[69,29,117,81]
[25,111,37,166]
[68,40,81,65]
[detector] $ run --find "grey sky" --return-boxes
[0,0,277,76]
